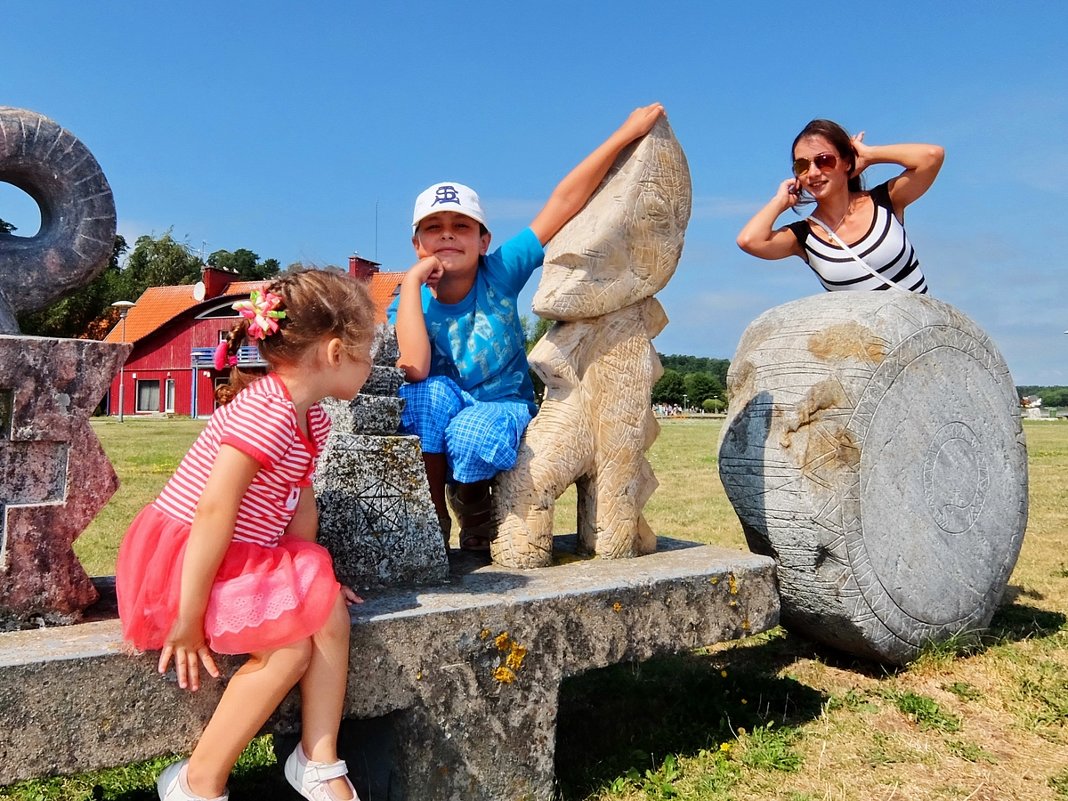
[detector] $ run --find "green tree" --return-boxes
[208,248,280,281]
[660,354,730,389]
[702,397,726,413]
[1041,387,1068,407]
[520,315,554,402]
[17,235,130,338]
[684,372,721,405]
[522,315,553,354]
[124,230,203,292]
[652,369,686,405]
[0,218,16,234]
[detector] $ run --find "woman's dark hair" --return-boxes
[792,119,864,194]
[217,268,376,401]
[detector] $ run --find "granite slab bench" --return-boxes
[0,537,779,800]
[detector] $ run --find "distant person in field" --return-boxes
[390,103,667,553]
[737,119,943,292]
[117,269,375,801]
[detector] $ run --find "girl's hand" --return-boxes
[159,616,220,692]
[851,131,871,177]
[407,256,444,290]
[341,584,364,606]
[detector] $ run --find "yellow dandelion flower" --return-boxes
[719,742,731,752]
[720,669,728,678]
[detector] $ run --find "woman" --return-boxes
[737,119,944,292]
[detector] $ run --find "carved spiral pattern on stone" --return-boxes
[922,422,988,535]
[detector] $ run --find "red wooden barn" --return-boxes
[103,257,403,418]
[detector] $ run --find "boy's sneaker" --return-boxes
[284,742,359,801]
[156,759,229,801]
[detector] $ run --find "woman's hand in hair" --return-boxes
[850,131,870,177]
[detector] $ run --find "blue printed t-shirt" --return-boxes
[388,227,544,415]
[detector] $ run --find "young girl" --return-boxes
[117,269,376,801]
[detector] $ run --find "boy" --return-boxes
[391,103,665,552]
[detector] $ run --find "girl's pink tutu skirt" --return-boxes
[116,505,341,655]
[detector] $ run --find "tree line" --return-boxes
[1017,386,1068,408]
[15,230,288,340]
[652,354,730,411]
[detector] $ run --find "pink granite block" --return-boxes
[0,336,129,624]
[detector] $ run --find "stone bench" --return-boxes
[0,536,778,800]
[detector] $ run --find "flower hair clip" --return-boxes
[213,341,238,371]
[232,289,287,341]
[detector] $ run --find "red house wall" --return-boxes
[108,312,248,418]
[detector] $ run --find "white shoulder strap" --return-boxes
[807,217,907,292]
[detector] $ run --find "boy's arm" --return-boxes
[529,103,665,246]
[394,256,443,382]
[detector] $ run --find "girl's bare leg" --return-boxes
[298,592,355,799]
[184,640,312,798]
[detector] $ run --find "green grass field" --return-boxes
[5,417,1067,800]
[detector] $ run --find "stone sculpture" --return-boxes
[0,107,117,332]
[0,107,122,625]
[493,118,691,568]
[315,324,449,588]
[717,292,1028,664]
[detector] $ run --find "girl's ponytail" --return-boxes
[213,318,255,404]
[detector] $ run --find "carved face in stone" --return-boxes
[533,121,691,321]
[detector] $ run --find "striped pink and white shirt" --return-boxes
[154,373,331,547]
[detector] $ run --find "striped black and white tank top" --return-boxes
[787,182,928,293]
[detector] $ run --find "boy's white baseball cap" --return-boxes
[412,182,488,231]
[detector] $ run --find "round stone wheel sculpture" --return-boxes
[717,292,1027,665]
[0,106,116,332]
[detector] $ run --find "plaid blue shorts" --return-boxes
[398,375,534,483]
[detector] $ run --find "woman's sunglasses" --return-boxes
[792,152,838,177]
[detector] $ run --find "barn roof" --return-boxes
[104,272,404,345]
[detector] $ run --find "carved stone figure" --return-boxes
[717,292,1028,664]
[0,107,121,625]
[493,118,691,568]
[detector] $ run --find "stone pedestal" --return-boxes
[315,325,449,588]
[717,292,1027,664]
[0,336,130,625]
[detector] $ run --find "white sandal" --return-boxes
[284,743,359,801]
[156,759,229,801]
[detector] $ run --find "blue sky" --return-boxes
[5,2,1067,384]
